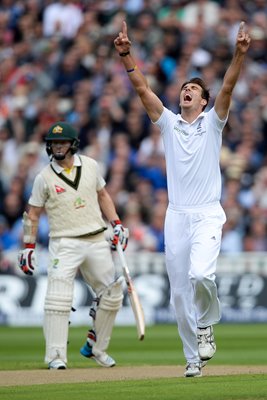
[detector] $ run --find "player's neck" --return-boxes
[181,108,202,124]
[56,155,74,169]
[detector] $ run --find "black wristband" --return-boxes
[119,51,130,57]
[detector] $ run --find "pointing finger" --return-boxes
[122,20,127,37]
[238,21,245,35]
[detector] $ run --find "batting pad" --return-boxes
[92,277,124,354]
[44,278,73,363]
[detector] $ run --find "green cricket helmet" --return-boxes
[45,121,80,158]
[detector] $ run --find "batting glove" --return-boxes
[110,220,129,251]
[18,243,37,275]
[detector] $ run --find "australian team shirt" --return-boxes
[154,106,227,207]
[29,154,106,238]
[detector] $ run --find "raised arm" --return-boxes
[114,21,164,122]
[214,22,251,120]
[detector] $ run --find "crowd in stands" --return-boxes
[0,0,267,274]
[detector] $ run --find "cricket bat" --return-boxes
[116,242,145,340]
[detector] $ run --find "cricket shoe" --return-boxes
[80,329,116,368]
[184,362,202,378]
[48,359,67,370]
[197,326,216,361]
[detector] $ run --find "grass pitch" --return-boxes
[0,324,266,400]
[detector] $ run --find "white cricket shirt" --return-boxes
[29,154,107,237]
[155,106,227,207]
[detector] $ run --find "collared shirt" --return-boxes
[154,107,227,207]
[29,154,105,207]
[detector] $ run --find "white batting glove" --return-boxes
[110,220,129,251]
[18,244,37,275]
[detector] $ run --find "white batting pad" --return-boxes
[44,278,73,363]
[93,277,124,354]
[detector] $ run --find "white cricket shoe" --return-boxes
[48,359,67,370]
[197,326,216,361]
[91,351,116,368]
[184,362,202,378]
[80,329,116,367]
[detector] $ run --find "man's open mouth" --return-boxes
[184,93,192,102]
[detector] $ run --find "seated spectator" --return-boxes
[42,0,84,39]
[0,214,18,250]
[243,218,267,252]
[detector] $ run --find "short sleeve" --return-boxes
[28,174,48,207]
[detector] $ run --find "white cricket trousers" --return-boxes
[165,202,226,363]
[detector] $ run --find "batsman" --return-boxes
[18,121,129,369]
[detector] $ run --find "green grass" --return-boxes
[1,324,266,369]
[0,324,267,400]
[1,376,267,400]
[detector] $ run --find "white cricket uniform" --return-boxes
[155,106,227,363]
[29,154,116,363]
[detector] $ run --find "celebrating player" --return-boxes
[18,121,128,369]
[114,21,251,377]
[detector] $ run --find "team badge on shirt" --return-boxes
[55,185,66,194]
[52,258,59,269]
[74,197,86,209]
[194,122,206,136]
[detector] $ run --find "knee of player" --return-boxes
[189,268,207,283]
[44,278,73,313]
[98,277,124,311]
[171,286,188,304]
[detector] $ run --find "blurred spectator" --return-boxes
[42,0,84,39]
[182,0,221,30]
[221,207,244,253]
[243,218,267,251]
[2,191,24,229]
[123,193,157,253]
[136,123,164,166]
[147,203,166,252]
[0,214,18,250]
[53,47,89,96]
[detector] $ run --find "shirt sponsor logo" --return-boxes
[174,122,206,137]
[55,185,66,194]
[174,125,189,136]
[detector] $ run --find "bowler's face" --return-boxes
[180,83,205,109]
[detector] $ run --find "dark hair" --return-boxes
[181,78,210,110]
